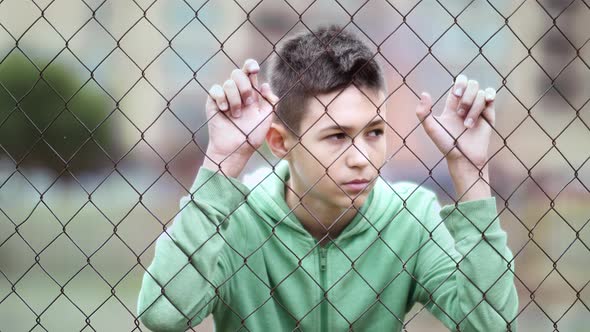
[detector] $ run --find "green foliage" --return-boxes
[0,52,119,174]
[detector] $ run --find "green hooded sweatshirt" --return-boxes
[137,160,518,331]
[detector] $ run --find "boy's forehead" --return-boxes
[304,85,385,130]
[313,84,383,106]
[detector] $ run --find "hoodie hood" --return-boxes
[243,159,400,245]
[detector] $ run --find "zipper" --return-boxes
[319,245,328,332]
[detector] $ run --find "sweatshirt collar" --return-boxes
[245,160,385,245]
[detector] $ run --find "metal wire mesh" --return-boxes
[0,0,589,331]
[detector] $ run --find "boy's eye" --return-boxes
[369,129,384,137]
[326,129,383,140]
[328,133,348,140]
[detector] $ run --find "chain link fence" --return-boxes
[1,0,589,330]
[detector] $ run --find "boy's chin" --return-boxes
[336,192,368,209]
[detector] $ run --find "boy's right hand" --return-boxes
[204,59,279,167]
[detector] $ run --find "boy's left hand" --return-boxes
[415,74,496,168]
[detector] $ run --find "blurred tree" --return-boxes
[0,51,120,176]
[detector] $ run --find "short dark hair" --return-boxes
[264,24,387,139]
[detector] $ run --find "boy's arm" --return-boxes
[447,159,491,203]
[409,188,519,331]
[136,163,250,331]
[137,58,278,331]
[411,74,518,329]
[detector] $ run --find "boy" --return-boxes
[137,25,519,331]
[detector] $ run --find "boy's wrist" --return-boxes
[202,148,252,179]
[447,159,491,202]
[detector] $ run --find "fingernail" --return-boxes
[464,118,473,128]
[486,90,496,101]
[458,108,466,116]
[235,109,241,117]
[246,96,254,105]
[220,102,228,110]
[454,87,463,97]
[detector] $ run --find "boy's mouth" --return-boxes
[341,179,370,192]
[345,179,370,184]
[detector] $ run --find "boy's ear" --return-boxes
[266,123,293,160]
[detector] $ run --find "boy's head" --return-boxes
[264,24,389,210]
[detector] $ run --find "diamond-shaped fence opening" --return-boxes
[1,0,589,331]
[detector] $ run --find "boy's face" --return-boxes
[269,84,387,210]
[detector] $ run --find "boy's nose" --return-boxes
[345,142,370,168]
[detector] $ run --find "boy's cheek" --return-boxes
[306,146,338,168]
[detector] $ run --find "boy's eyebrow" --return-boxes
[320,119,385,132]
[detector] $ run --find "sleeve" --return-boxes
[136,166,250,332]
[410,191,519,332]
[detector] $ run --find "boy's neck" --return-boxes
[284,181,358,247]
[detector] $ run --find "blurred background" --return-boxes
[1,0,589,330]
